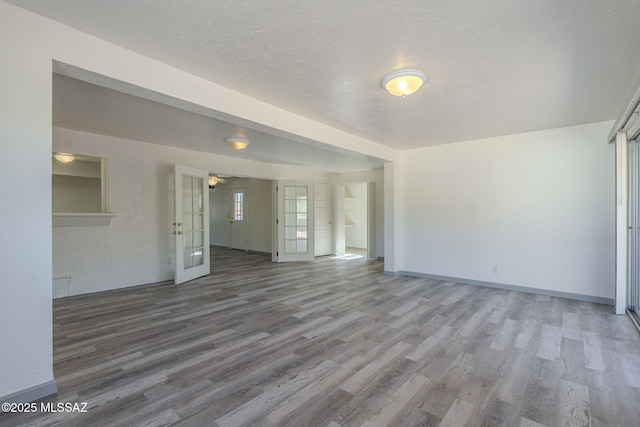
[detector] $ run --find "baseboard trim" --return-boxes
[1,380,57,404]
[211,245,271,256]
[390,270,614,306]
[247,249,271,256]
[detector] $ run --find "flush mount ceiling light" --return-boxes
[381,69,428,97]
[54,153,75,164]
[225,137,250,150]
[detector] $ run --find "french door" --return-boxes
[275,181,314,262]
[174,164,210,284]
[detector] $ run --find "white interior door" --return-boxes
[174,164,210,284]
[314,182,333,256]
[275,181,314,262]
[230,188,248,250]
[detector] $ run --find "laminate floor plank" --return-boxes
[3,247,640,427]
[514,318,538,350]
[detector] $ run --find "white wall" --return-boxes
[398,121,615,300]
[209,177,272,253]
[0,3,55,400]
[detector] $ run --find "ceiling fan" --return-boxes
[208,174,230,188]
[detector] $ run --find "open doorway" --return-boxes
[335,181,375,260]
[344,183,368,258]
[314,182,333,257]
[208,175,273,255]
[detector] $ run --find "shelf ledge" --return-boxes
[53,213,115,226]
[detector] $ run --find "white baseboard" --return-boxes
[384,270,614,306]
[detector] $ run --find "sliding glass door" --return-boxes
[628,140,640,323]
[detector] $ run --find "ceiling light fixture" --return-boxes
[381,69,427,97]
[54,153,75,164]
[225,137,250,150]
[208,175,219,188]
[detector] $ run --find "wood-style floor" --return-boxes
[3,247,640,426]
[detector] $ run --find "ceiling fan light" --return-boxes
[54,153,75,164]
[225,137,250,150]
[382,69,427,97]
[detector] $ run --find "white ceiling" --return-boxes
[12,0,640,154]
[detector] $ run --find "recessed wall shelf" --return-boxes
[344,186,354,199]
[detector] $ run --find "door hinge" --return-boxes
[276,186,279,191]
[276,219,279,224]
[277,251,279,256]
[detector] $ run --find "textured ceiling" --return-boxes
[11,0,640,149]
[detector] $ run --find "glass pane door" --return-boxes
[174,164,210,284]
[182,175,205,269]
[284,185,308,254]
[276,181,314,262]
[629,140,640,322]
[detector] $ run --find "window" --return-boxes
[233,191,245,222]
